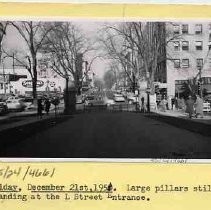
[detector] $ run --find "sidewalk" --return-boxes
[148,109,211,136]
[0,106,65,142]
[152,109,211,124]
[0,111,71,151]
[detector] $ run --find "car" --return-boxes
[204,95,211,103]
[203,102,211,112]
[114,94,125,102]
[76,95,83,104]
[21,97,34,107]
[85,96,95,106]
[105,98,115,106]
[25,103,37,111]
[6,99,26,111]
[6,96,19,101]
[127,94,138,104]
[0,101,8,115]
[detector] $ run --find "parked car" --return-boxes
[203,102,211,112]
[105,98,115,106]
[85,96,95,106]
[6,96,19,101]
[204,95,211,103]
[76,95,83,104]
[114,94,125,102]
[22,97,36,111]
[21,97,34,106]
[6,99,26,111]
[127,94,138,104]
[0,101,8,115]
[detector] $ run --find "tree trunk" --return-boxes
[32,77,37,100]
[32,55,37,101]
[64,77,69,114]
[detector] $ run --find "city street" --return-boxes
[2,111,211,158]
[1,20,211,159]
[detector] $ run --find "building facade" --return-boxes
[166,22,211,97]
[0,66,65,97]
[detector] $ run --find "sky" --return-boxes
[2,21,112,79]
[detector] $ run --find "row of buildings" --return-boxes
[110,22,211,99]
[0,52,94,98]
[155,22,211,98]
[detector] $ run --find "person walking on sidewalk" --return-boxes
[185,95,194,119]
[160,97,167,112]
[44,98,51,115]
[174,97,178,110]
[195,95,204,118]
[37,98,44,119]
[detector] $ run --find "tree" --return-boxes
[8,21,53,100]
[99,24,138,93]
[99,22,167,94]
[43,22,92,113]
[0,22,7,60]
[103,69,116,89]
[180,79,198,99]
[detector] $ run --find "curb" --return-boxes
[0,115,72,151]
[145,113,211,137]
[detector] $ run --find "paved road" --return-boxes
[2,112,211,158]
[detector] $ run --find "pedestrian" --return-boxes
[180,97,186,111]
[194,95,204,118]
[174,97,178,110]
[160,97,167,112]
[185,95,194,119]
[44,98,51,115]
[37,98,43,119]
[171,97,175,110]
[167,96,172,110]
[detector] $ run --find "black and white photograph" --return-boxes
[0,20,211,158]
